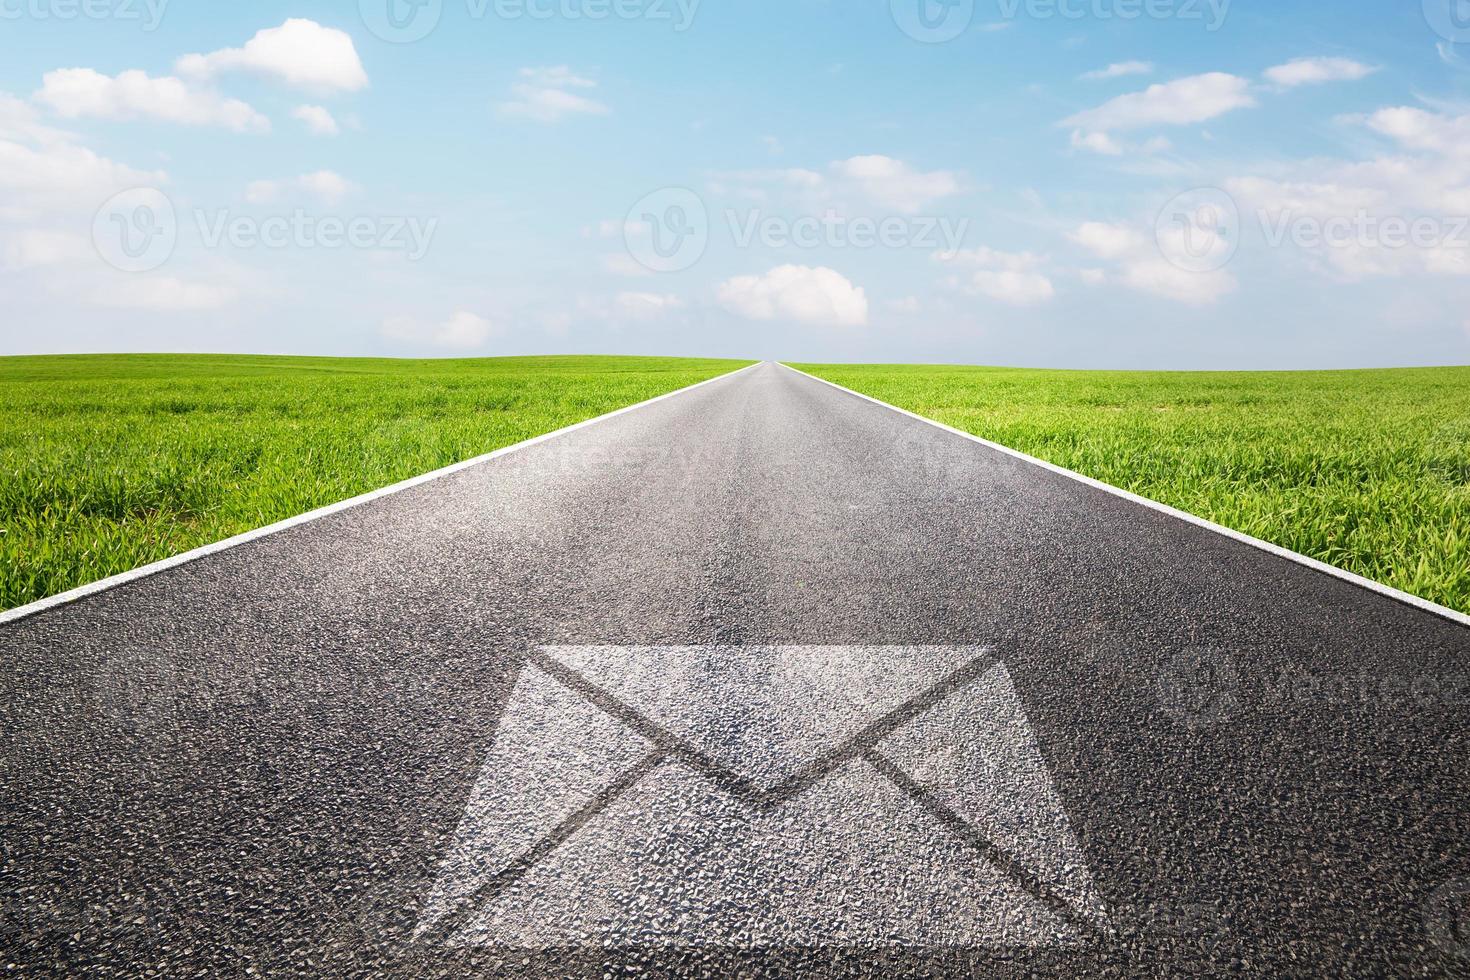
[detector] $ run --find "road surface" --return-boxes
[2,361,1467,976]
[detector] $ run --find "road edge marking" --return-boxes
[0,361,762,627]
[779,362,1470,631]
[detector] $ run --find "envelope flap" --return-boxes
[538,646,987,791]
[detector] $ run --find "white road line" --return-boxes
[779,362,1470,632]
[0,361,761,627]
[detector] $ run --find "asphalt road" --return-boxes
[2,361,1468,977]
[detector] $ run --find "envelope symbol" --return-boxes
[418,645,1108,948]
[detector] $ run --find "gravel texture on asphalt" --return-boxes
[2,361,1468,977]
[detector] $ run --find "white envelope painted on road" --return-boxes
[417,645,1108,948]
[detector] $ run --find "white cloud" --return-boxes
[291,104,339,136]
[435,311,497,349]
[382,311,500,350]
[1069,220,1235,305]
[707,167,825,205]
[496,66,609,123]
[827,155,962,214]
[0,138,162,217]
[1224,106,1470,282]
[246,170,355,205]
[1069,128,1175,157]
[0,92,71,146]
[717,265,868,327]
[582,219,622,239]
[177,19,368,94]
[1365,106,1470,156]
[297,170,353,203]
[600,253,653,277]
[35,68,269,133]
[1264,57,1376,89]
[1070,129,1123,155]
[1118,254,1236,305]
[936,247,1055,306]
[556,291,684,323]
[887,295,922,313]
[0,229,89,269]
[613,291,684,319]
[2,87,251,324]
[1063,73,1256,134]
[92,276,238,312]
[1225,176,1384,218]
[1068,221,1145,260]
[522,66,594,88]
[1081,61,1154,81]
[714,156,961,214]
[244,180,279,205]
[0,93,165,219]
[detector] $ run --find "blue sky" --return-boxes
[2,0,1470,367]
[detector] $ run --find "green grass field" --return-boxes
[6,356,1467,618]
[0,354,749,612]
[794,363,1470,615]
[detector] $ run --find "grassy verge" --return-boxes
[791,362,1470,615]
[0,354,750,611]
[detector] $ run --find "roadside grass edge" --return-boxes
[779,362,1470,631]
[0,360,760,627]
